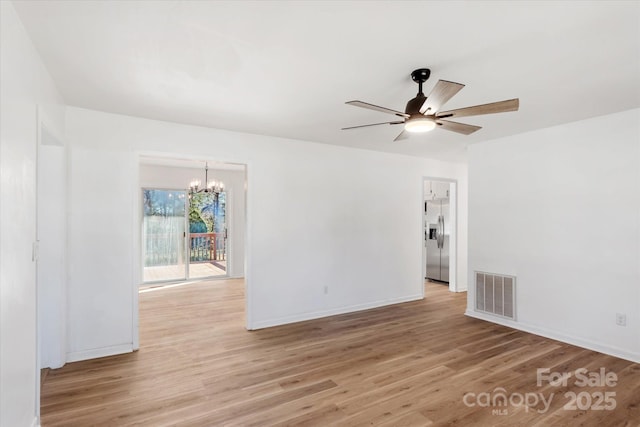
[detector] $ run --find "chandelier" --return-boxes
[188,162,224,196]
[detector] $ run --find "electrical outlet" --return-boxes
[323,286,328,295]
[616,313,627,327]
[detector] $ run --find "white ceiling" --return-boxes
[14,1,640,162]
[139,155,245,171]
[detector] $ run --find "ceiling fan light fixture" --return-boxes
[343,69,519,140]
[405,116,436,133]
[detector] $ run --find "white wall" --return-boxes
[455,170,468,292]
[65,106,468,360]
[0,2,65,426]
[467,108,640,362]
[37,124,67,370]
[139,164,246,278]
[67,146,136,361]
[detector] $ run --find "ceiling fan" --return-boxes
[342,68,519,141]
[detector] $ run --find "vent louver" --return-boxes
[475,271,516,320]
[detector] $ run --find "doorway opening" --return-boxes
[423,178,457,293]
[134,155,249,349]
[138,157,245,285]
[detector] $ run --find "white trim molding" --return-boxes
[67,344,133,363]
[251,294,423,330]
[465,310,640,364]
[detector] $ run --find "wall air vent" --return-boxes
[475,271,516,320]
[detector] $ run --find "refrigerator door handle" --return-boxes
[437,216,443,249]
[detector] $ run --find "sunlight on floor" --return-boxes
[139,279,208,293]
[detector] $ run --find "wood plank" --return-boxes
[40,279,640,426]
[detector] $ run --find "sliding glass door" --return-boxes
[142,188,227,283]
[188,191,227,279]
[142,189,187,282]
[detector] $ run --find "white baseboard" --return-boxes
[250,294,424,330]
[465,309,640,364]
[66,343,133,363]
[40,355,65,370]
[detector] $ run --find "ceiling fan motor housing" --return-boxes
[406,95,427,115]
[407,68,431,114]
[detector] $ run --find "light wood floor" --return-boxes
[41,280,640,426]
[143,261,227,282]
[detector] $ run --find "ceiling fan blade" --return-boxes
[393,129,410,142]
[420,80,465,114]
[346,101,410,118]
[436,120,482,135]
[437,98,519,119]
[342,121,404,130]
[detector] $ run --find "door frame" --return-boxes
[133,153,250,350]
[422,177,458,295]
[35,105,67,422]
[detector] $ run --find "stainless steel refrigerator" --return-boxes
[425,199,449,282]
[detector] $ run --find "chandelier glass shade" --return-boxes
[189,163,224,196]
